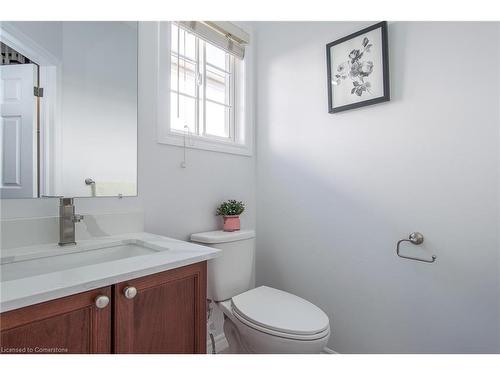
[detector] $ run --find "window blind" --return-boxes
[177,21,248,59]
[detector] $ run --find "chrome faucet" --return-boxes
[58,198,84,246]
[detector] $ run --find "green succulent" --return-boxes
[216,200,245,216]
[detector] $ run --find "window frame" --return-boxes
[156,22,252,157]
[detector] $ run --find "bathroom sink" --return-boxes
[0,239,167,282]
[0,232,220,313]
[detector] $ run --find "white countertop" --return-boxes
[0,232,220,313]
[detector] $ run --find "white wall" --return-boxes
[254,21,500,353]
[138,22,256,241]
[0,196,142,219]
[2,21,498,354]
[3,21,63,60]
[0,22,142,220]
[60,22,138,197]
[1,21,256,241]
[1,21,138,198]
[1,23,255,350]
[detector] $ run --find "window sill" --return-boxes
[158,131,252,156]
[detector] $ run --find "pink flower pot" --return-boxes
[223,215,240,232]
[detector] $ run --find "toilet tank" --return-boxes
[191,229,255,302]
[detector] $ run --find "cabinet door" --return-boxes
[114,262,207,354]
[0,287,111,354]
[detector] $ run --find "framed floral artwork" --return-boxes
[326,21,390,113]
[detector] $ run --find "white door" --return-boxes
[0,63,38,198]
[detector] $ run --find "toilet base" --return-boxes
[218,300,330,354]
[222,315,253,353]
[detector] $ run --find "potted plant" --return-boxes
[216,200,245,232]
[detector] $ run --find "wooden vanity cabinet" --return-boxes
[0,287,111,354]
[114,261,207,353]
[0,262,207,354]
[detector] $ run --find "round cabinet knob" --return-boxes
[123,286,137,299]
[95,295,110,309]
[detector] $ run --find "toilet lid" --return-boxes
[231,286,330,336]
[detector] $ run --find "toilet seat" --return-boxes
[232,308,330,341]
[230,286,330,340]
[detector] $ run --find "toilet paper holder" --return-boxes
[396,232,437,264]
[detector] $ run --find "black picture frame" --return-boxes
[326,21,390,113]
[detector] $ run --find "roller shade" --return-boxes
[177,21,248,59]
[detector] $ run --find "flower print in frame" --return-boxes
[326,21,390,113]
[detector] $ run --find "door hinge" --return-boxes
[34,87,44,97]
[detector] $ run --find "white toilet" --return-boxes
[191,229,330,354]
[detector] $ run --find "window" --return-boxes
[159,22,251,155]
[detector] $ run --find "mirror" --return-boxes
[0,21,138,198]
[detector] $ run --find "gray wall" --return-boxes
[254,21,500,353]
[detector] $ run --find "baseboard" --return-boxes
[322,347,338,354]
[207,333,229,354]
